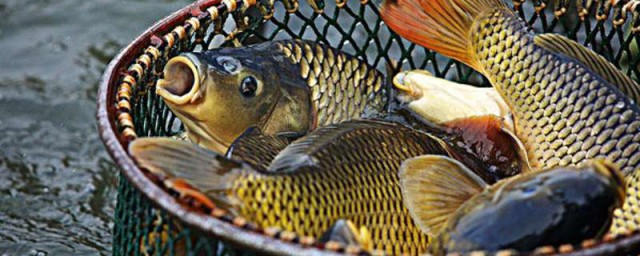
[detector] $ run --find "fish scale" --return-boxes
[227,122,445,255]
[471,9,640,174]
[469,8,640,235]
[278,40,388,128]
[381,0,640,238]
[155,39,391,154]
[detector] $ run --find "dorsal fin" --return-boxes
[226,127,299,170]
[534,34,640,103]
[268,120,401,172]
[399,155,488,236]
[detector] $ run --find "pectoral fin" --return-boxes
[399,155,488,236]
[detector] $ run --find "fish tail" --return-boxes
[129,138,246,211]
[381,0,507,70]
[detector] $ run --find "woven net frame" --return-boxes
[96,0,640,255]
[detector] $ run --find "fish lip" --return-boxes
[392,71,411,95]
[156,53,203,105]
[392,71,426,102]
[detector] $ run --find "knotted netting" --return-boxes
[102,0,640,255]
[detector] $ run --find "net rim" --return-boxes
[97,1,343,254]
[96,0,640,254]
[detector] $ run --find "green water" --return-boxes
[0,1,191,255]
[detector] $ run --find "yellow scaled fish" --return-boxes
[157,39,389,153]
[131,120,452,255]
[382,0,640,234]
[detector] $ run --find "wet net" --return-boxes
[110,0,640,255]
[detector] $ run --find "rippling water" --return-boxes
[0,1,191,254]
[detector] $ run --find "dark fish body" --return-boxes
[382,0,640,235]
[156,39,389,153]
[433,164,624,254]
[131,120,459,255]
[399,156,625,255]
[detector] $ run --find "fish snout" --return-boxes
[393,71,425,102]
[156,53,203,105]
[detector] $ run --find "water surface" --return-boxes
[0,1,191,255]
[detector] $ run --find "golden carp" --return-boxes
[228,115,527,182]
[130,120,448,255]
[156,39,389,153]
[381,0,640,234]
[399,155,625,255]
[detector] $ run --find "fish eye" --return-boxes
[240,76,259,97]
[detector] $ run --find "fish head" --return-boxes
[156,48,311,153]
[393,70,512,127]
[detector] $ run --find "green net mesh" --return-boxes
[112,0,640,255]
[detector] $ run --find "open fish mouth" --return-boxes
[156,54,202,105]
[393,70,429,102]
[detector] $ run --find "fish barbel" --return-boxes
[156,39,389,153]
[381,0,640,234]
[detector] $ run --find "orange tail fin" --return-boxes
[380,0,506,71]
